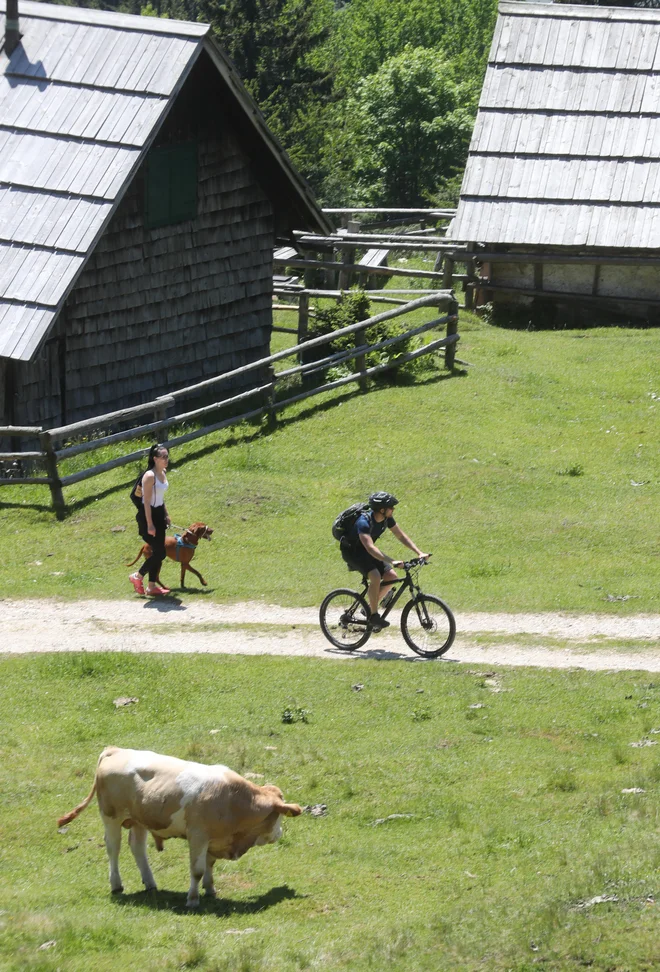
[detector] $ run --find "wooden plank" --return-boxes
[0,477,51,485]
[149,37,199,97]
[0,304,43,360]
[529,17,552,64]
[11,308,57,361]
[0,451,44,460]
[480,281,660,307]
[273,256,447,281]
[495,13,515,64]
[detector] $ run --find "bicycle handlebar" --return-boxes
[392,555,432,570]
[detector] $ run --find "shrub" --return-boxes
[306,291,427,384]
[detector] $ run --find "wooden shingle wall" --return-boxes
[4,56,274,428]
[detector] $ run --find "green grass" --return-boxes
[2,306,660,613]
[3,652,660,970]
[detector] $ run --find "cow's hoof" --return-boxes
[204,887,217,897]
[111,886,124,895]
[186,898,200,909]
[144,883,157,892]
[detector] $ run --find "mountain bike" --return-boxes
[319,557,455,658]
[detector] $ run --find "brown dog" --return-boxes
[126,522,213,588]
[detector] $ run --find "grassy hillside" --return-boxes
[1,309,660,612]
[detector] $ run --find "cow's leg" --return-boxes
[128,823,157,891]
[203,853,216,896]
[102,815,124,893]
[186,831,209,907]
[185,563,207,586]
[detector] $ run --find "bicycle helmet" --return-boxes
[368,491,399,512]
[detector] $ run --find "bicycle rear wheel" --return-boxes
[319,588,371,650]
[400,594,455,658]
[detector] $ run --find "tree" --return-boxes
[194,0,336,186]
[347,46,474,206]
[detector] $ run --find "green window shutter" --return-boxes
[146,143,197,230]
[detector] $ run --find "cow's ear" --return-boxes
[277,802,303,817]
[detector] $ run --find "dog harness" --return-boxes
[174,534,196,561]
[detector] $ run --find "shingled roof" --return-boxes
[0,0,331,362]
[451,1,660,250]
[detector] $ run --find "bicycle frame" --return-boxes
[356,560,427,620]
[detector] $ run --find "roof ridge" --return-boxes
[500,1,660,24]
[0,0,209,37]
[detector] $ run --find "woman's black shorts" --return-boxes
[340,540,386,577]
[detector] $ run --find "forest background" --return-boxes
[52,0,499,208]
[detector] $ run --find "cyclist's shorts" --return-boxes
[340,540,386,577]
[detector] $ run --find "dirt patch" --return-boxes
[3,598,660,670]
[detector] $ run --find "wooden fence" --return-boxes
[275,206,469,327]
[0,292,459,518]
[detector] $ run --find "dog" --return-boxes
[126,522,213,588]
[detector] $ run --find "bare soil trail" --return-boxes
[3,598,660,670]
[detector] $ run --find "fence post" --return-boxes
[267,377,278,427]
[297,292,309,346]
[40,430,66,519]
[444,300,459,371]
[464,244,476,310]
[356,327,368,392]
[442,255,455,291]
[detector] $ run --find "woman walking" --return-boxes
[129,443,171,596]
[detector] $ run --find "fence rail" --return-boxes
[0,291,459,518]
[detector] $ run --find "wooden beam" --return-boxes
[472,252,660,267]
[0,451,44,460]
[48,397,175,442]
[273,256,447,282]
[293,235,459,253]
[322,208,456,215]
[478,283,660,307]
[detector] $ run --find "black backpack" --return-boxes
[129,471,145,510]
[332,502,370,541]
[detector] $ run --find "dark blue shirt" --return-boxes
[348,511,396,549]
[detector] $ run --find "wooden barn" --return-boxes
[450,1,660,323]
[0,0,331,429]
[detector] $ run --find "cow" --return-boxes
[57,747,302,907]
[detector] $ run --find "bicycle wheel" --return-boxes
[319,589,371,650]
[400,594,455,658]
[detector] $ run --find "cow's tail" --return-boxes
[57,747,115,828]
[57,781,96,827]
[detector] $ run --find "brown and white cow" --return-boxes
[57,747,302,907]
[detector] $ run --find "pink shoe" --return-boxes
[146,584,170,596]
[129,572,145,595]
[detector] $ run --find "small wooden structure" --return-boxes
[0,0,331,431]
[449,2,660,321]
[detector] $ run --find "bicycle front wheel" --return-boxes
[400,594,455,658]
[319,588,371,650]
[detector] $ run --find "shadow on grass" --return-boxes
[6,366,465,520]
[324,645,458,662]
[113,883,302,915]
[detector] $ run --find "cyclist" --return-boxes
[341,491,429,631]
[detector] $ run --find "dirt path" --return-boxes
[3,598,660,670]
